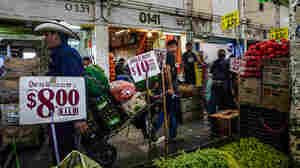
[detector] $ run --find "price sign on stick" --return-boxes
[128,51,161,83]
[19,77,87,125]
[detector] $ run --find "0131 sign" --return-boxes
[128,51,161,83]
[19,77,87,125]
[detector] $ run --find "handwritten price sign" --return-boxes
[19,77,87,125]
[128,51,161,83]
[221,11,239,31]
[269,27,288,40]
[230,57,246,74]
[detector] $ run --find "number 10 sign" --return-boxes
[19,77,87,125]
[128,51,161,83]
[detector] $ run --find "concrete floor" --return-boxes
[0,118,212,168]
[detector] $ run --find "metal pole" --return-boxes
[289,0,300,165]
[161,66,169,156]
[273,1,281,28]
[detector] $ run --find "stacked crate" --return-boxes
[239,78,261,105]
[240,105,289,153]
[262,58,290,112]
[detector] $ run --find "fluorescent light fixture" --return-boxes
[162,32,182,36]
[23,52,36,59]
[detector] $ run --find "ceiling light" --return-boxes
[147,32,152,38]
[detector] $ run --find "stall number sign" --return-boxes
[128,51,161,83]
[19,77,87,125]
[269,27,288,40]
[64,0,91,14]
[139,12,161,25]
[221,11,239,31]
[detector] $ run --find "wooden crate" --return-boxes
[263,67,289,86]
[262,84,290,112]
[209,110,239,137]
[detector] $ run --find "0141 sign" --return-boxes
[19,77,87,125]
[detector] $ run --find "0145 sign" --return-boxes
[19,77,87,125]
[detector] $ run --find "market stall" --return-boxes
[239,39,290,153]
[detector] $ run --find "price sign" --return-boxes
[230,57,246,74]
[128,51,161,83]
[153,48,167,69]
[269,27,289,40]
[221,11,239,31]
[19,77,87,125]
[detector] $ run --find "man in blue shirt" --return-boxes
[35,21,88,163]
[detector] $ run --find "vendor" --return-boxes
[182,42,199,85]
[35,21,88,163]
[83,56,92,67]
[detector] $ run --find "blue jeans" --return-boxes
[207,86,217,115]
[153,94,178,139]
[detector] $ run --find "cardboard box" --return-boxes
[262,84,290,112]
[240,88,261,105]
[240,78,260,90]
[263,58,289,69]
[263,67,289,85]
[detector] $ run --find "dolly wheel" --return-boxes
[88,142,117,167]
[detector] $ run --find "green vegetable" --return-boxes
[153,149,231,168]
[219,138,289,168]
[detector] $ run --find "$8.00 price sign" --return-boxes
[19,77,87,125]
[128,51,161,83]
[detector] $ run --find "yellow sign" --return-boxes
[269,27,288,40]
[221,11,239,31]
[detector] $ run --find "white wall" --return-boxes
[0,0,94,24]
[280,6,289,27]
[124,0,184,9]
[200,43,228,64]
[212,0,238,16]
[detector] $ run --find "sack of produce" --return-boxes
[1,125,42,149]
[4,57,40,71]
[110,80,136,102]
[177,84,201,97]
[3,57,40,79]
[84,64,110,98]
[51,151,102,168]
[121,92,146,116]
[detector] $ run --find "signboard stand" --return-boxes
[51,110,60,165]
[19,77,87,166]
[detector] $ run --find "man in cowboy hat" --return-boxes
[35,21,88,163]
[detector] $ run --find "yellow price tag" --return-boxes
[269,27,288,40]
[221,11,239,31]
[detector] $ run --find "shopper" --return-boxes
[83,56,92,67]
[153,40,180,143]
[115,58,126,76]
[210,49,232,111]
[35,21,88,163]
[182,42,198,85]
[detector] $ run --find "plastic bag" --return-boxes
[121,92,147,116]
[52,151,102,168]
[110,80,136,102]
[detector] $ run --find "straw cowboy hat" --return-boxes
[34,20,80,40]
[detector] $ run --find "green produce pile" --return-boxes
[154,138,289,168]
[154,149,235,168]
[220,138,289,168]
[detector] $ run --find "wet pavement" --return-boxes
[1,117,212,168]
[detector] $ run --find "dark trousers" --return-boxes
[154,94,178,138]
[49,122,76,164]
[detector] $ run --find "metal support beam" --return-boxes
[289,0,300,165]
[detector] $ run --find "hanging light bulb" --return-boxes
[147,31,152,38]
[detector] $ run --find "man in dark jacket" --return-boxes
[182,42,198,85]
[35,21,87,163]
[210,49,232,111]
